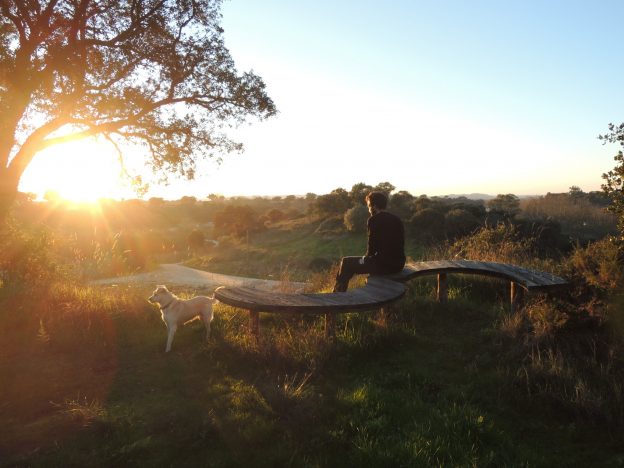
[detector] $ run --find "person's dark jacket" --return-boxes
[365,210,405,272]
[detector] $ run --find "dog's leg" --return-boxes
[201,312,211,341]
[165,324,177,353]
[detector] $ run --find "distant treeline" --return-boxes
[15,182,615,242]
[8,183,614,280]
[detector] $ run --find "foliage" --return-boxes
[343,204,369,233]
[409,208,445,241]
[213,205,263,238]
[187,229,206,251]
[373,181,396,197]
[0,0,275,223]
[512,218,570,256]
[349,182,373,206]
[265,208,287,224]
[567,238,623,292]
[521,191,616,242]
[312,188,351,218]
[444,208,480,238]
[389,190,415,220]
[0,216,60,286]
[446,223,535,264]
[487,194,520,218]
[600,123,624,241]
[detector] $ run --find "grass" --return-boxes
[185,217,426,281]
[2,279,623,467]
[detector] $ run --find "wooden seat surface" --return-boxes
[214,276,407,313]
[379,260,567,291]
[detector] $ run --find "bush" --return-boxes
[266,209,287,224]
[214,205,264,238]
[447,224,535,264]
[444,208,480,238]
[410,208,445,241]
[513,218,570,256]
[343,205,368,233]
[0,218,60,286]
[187,229,206,251]
[567,238,623,291]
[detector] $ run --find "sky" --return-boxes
[19,0,624,200]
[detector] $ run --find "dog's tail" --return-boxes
[212,286,225,303]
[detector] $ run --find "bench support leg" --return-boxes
[249,310,259,341]
[510,282,524,313]
[437,273,448,304]
[325,312,335,340]
[378,306,389,327]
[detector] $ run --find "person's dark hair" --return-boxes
[366,191,388,210]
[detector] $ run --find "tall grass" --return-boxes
[521,194,616,241]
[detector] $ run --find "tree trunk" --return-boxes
[0,173,19,229]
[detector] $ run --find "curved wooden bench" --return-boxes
[214,259,568,340]
[378,260,567,312]
[215,276,406,339]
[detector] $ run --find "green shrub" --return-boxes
[446,224,537,265]
[410,208,445,241]
[0,218,61,286]
[343,205,368,233]
[187,229,206,251]
[567,238,623,292]
[444,208,480,238]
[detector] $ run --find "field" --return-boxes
[1,194,623,466]
[2,281,621,467]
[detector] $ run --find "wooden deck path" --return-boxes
[214,260,567,340]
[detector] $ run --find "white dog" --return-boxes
[148,285,217,352]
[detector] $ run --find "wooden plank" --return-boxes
[214,280,406,314]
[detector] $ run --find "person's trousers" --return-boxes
[333,256,384,292]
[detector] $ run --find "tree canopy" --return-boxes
[0,0,275,221]
[600,123,624,241]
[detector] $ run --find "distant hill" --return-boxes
[442,193,495,201]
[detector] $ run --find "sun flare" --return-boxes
[19,139,136,203]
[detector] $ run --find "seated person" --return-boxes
[333,191,405,292]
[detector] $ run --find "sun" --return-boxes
[19,138,136,203]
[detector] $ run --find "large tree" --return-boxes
[0,0,275,223]
[600,122,624,241]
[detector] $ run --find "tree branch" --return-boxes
[0,1,27,44]
[82,0,166,47]
[6,115,67,183]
